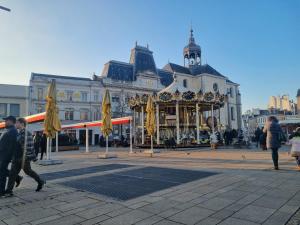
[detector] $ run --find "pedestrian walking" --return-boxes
[263,116,283,170]
[33,131,41,158]
[259,128,267,151]
[5,118,45,197]
[254,127,262,148]
[288,127,300,170]
[40,133,47,160]
[0,116,22,197]
[224,127,232,145]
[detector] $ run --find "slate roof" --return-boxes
[157,69,173,86]
[163,62,225,78]
[31,73,91,81]
[101,61,134,81]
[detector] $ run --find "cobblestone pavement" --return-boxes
[0,147,299,225]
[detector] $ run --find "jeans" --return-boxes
[6,159,43,192]
[0,160,10,194]
[271,148,279,168]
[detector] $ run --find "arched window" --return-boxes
[183,79,188,88]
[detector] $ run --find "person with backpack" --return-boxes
[5,118,45,197]
[289,127,300,170]
[263,116,283,170]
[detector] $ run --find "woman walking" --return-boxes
[263,116,283,170]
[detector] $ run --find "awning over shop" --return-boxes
[0,112,46,129]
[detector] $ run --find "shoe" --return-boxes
[4,191,14,197]
[274,166,279,170]
[15,176,23,188]
[36,180,46,192]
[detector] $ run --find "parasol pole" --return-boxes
[106,136,108,154]
[56,132,59,152]
[46,137,50,160]
[85,126,89,153]
[129,117,133,153]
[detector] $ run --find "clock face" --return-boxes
[213,83,218,92]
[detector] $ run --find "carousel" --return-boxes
[128,76,227,148]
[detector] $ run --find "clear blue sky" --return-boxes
[0,0,299,112]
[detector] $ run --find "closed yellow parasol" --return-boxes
[44,79,61,138]
[146,95,156,153]
[101,89,112,137]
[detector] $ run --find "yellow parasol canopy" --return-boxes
[146,95,156,136]
[44,79,61,138]
[101,89,112,137]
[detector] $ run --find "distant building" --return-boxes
[297,89,300,114]
[0,84,28,118]
[268,94,296,113]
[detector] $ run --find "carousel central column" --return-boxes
[176,101,180,145]
[156,103,160,145]
[196,103,200,144]
[141,106,144,145]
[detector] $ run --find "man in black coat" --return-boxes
[5,118,45,196]
[0,116,22,196]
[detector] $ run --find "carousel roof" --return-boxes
[158,76,189,94]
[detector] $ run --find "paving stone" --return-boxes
[232,205,276,223]
[168,206,215,225]
[195,217,221,225]
[217,190,249,201]
[153,219,183,225]
[39,215,85,225]
[225,203,246,212]
[262,210,292,225]
[218,217,260,225]
[101,209,152,225]
[55,198,99,212]
[252,196,288,209]
[31,215,62,225]
[135,215,164,225]
[128,201,149,209]
[106,207,132,217]
[80,215,110,225]
[157,208,183,218]
[236,194,262,205]
[210,209,235,220]
[200,197,234,211]
[77,203,123,219]
[278,204,299,214]
[169,191,202,202]
[3,208,59,225]
[139,199,179,214]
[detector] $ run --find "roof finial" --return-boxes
[135,41,137,47]
[147,43,149,49]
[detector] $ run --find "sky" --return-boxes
[0,0,299,112]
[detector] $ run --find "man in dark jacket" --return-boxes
[263,116,283,170]
[254,127,262,148]
[0,116,22,196]
[5,118,45,196]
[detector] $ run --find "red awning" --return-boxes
[0,112,46,129]
[61,116,131,130]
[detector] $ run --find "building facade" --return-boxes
[26,29,242,145]
[0,84,28,119]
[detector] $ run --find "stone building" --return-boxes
[28,29,242,145]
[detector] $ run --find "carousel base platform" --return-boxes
[135,143,211,149]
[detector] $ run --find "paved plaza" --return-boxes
[1,147,300,225]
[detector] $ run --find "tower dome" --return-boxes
[183,28,201,67]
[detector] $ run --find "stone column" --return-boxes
[176,101,180,145]
[141,106,144,145]
[196,103,200,144]
[156,103,160,145]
